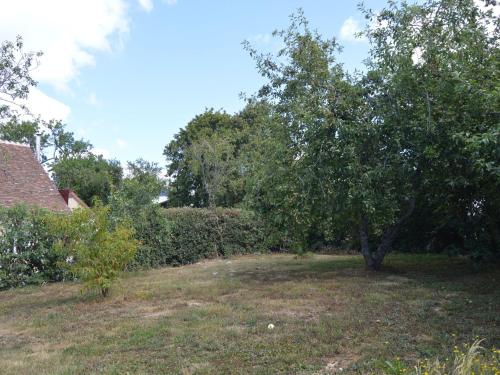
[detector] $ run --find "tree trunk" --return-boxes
[359,216,376,269]
[360,198,416,271]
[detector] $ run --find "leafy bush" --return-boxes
[0,205,65,289]
[129,207,265,267]
[49,204,137,297]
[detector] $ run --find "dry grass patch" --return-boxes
[0,254,498,374]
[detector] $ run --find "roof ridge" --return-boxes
[0,139,31,147]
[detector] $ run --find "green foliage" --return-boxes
[364,0,500,263]
[129,205,173,269]
[0,118,42,149]
[0,205,65,289]
[109,158,165,216]
[238,2,500,267]
[107,159,169,268]
[117,206,266,268]
[244,11,391,255]
[43,119,93,163]
[49,205,137,297]
[164,108,261,208]
[160,208,265,266]
[0,36,41,119]
[186,133,237,208]
[0,117,92,166]
[52,155,123,206]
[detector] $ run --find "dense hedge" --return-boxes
[0,205,66,289]
[133,207,266,268]
[1,205,266,289]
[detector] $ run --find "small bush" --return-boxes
[0,205,65,289]
[49,204,137,297]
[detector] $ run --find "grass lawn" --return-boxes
[0,254,498,374]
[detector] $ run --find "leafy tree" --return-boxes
[363,0,500,262]
[0,118,44,148]
[0,37,91,166]
[109,158,166,216]
[52,155,123,206]
[44,120,92,163]
[0,117,92,165]
[0,36,41,119]
[244,2,499,268]
[164,109,249,208]
[244,12,381,256]
[186,133,237,208]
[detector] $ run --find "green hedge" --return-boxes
[133,207,266,267]
[1,204,266,288]
[0,205,66,289]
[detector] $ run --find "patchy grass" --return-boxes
[0,254,498,374]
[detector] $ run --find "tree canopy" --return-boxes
[164,0,499,269]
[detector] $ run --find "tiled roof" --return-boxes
[0,140,70,212]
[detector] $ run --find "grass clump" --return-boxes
[384,340,500,375]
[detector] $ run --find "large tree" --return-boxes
[364,0,499,262]
[244,1,499,269]
[0,118,92,165]
[52,155,123,206]
[164,109,255,208]
[109,158,166,216]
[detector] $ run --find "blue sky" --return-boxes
[1,0,386,167]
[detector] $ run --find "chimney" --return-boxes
[35,134,42,163]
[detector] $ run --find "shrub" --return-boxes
[128,207,266,268]
[49,204,137,297]
[0,205,64,289]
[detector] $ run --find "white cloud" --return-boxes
[26,88,72,121]
[340,17,367,43]
[0,0,129,92]
[116,138,127,149]
[138,0,154,12]
[1,87,71,121]
[91,147,111,159]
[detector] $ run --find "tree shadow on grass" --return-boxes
[0,282,109,317]
[231,254,500,295]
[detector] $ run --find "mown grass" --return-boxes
[0,254,498,374]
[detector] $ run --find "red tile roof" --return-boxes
[0,140,70,212]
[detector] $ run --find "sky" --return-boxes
[0,0,388,167]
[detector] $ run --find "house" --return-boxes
[0,140,70,212]
[59,189,88,211]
